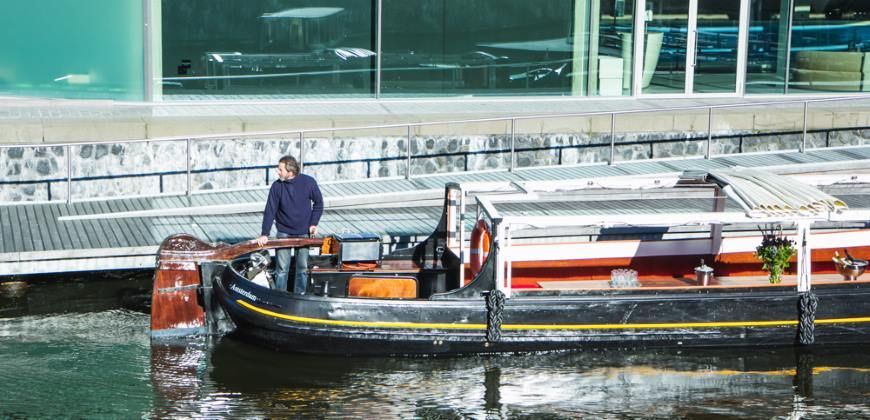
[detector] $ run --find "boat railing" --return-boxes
[467,177,870,298]
[1,95,870,204]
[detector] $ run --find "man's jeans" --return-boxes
[275,232,310,294]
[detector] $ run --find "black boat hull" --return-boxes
[212,265,870,356]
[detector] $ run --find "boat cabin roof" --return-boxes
[466,169,870,230]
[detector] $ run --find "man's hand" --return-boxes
[309,225,318,236]
[256,235,268,246]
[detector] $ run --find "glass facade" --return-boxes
[746,0,790,93]
[788,0,870,93]
[590,0,636,96]
[0,1,866,101]
[693,0,740,93]
[642,0,689,94]
[161,0,375,97]
[0,1,144,101]
[380,0,581,96]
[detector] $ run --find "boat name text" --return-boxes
[230,284,257,302]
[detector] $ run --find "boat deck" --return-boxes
[536,274,865,291]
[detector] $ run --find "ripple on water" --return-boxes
[0,309,152,418]
[4,271,870,418]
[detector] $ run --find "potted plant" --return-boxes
[755,225,796,284]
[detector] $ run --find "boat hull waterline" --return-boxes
[214,268,870,355]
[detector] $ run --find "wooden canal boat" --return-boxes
[151,169,870,355]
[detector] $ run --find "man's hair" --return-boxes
[279,155,299,175]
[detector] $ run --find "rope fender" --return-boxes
[797,291,818,345]
[485,290,506,343]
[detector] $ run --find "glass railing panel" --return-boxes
[68,141,187,200]
[612,110,708,162]
[301,127,408,182]
[0,146,69,202]
[710,104,805,156]
[513,115,612,168]
[807,98,870,150]
[189,136,300,192]
[409,120,511,175]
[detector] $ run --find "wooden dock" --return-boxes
[2,147,870,276]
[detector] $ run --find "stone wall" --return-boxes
[2,127,870,202]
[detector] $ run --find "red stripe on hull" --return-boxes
[466,245,870,288]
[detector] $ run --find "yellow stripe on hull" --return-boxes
[236,300,870,331]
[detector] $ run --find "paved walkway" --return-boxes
[2,146,869,276]
[0,95,848,144]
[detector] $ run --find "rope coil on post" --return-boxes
[797,292,818,345]
[485,289,505,343]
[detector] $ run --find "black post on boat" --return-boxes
[795,222,818,346]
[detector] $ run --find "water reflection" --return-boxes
[4,270,870,418]
[0,270,152,318]
[148,338,870,418]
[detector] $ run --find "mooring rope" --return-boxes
[485,290,506,343]
[797,292,818,345]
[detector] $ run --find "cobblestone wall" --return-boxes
[2,128,870,202]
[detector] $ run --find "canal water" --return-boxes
[2,271,870,418]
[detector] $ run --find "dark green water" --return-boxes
[2,271,870,418]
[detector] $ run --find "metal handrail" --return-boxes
[2,124,866,203]
[1,95,867,149]
[2,95,869,203]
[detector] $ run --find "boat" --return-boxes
[150,168,870,355]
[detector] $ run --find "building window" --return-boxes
[589,0,636,96]
[788,0,870,93]
[380,0,584,97]
[0,1,144,101]
[161,0,375,98]
[746,0,789,94]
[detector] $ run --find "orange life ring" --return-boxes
[469,219,492,277]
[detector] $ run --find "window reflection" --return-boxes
[156,0,870,99]
[789,0,870,93]
[590,0,636,96]
[161,1,375,97]
[642,0,688,94]
[693,0,740,93]
[746,0,789,94]
[380,0,582,96]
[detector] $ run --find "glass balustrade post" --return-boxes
[801,101,808,153]
[609,113,616,165]
[406,125,412,179]
[299,132,305,172]
[186,138,192,196]
[66,145,72,203]
[510,119,516,172]
[706,108,713,160]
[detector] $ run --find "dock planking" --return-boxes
[1,147,870,275]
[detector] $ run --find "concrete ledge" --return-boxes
[4,96,868,145]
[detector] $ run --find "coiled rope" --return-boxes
[797,292,818,345]
[485,290,506,343]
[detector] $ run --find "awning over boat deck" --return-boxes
[709,168,847,218]
[471,171,870,230]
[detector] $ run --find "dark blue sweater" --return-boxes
[261,174,324,236]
